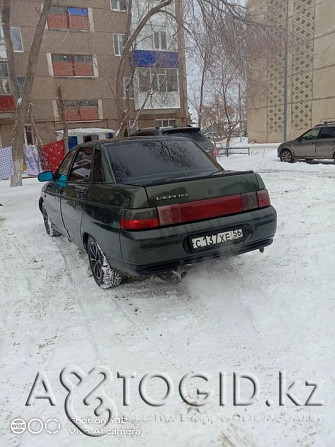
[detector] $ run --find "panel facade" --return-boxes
[247,0,335,143]
[0,0,188,146]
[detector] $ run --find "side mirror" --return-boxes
[56,174,68,188]
[38,171,53,182]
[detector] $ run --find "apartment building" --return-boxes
[247,0,335,143]
[0,0,188,147]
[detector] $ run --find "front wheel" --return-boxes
[280,149,294,163]
[42,203,61,237]
[87,236,125,288]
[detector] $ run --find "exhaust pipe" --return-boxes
[259,248,265,253]
[172,268,187,279]
[172,264,193,279]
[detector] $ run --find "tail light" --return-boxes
[121,190,271,230]
[121,208,159,230]
[241,192,258,211]
[257,189,271,208]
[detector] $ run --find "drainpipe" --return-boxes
[283,0,289,141]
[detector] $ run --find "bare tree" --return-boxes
[57,87,69,153]
[186,20,214,128]
[2,0,52,187]
[115,0,174,136]
[184,0,274,132]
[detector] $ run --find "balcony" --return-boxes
[135,91,180,111]
[132,50,179,68]
[0,95,15,119]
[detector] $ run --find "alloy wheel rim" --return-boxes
[282,151,291,162]
[89,241,103,280]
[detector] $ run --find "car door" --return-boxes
[292,128,320,158]
[60,146,94,247]
[315,126,335,159]
[43,149,77,234]
[81,147,124,269]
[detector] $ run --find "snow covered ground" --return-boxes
[0,148,334,446]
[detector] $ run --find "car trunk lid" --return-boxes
[120,171,270,230]
[143,171,261,207]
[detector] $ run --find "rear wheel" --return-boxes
[42,203,61,237]
[280,149,294,163]
[87,236,124,288]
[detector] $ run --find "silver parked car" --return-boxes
[277,121,335,163]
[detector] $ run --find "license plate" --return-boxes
[191,228,244,250]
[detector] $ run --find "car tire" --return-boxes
[87,236,124,288]
[280,149,294,163]
[42,203,61,237]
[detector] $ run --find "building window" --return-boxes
[62,99,99,121]
[138,68,178,93]
[0,62,10,94]
[0,25,23,56]
[17,76,25,93]
[52,54,94,77]
[110,0,127,11]
[113,34,125,56]
[47,6,89,31]
[166,69,178,92]
[138,68,150,92]
[25,125,35,145]
[10,27,23,51]
[123,77,134,99]
[154,30,167,50]
[155,119,176,127]
[0,62,25,95]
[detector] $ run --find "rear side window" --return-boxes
[131,129,158,136]
[167,130,213,150]
[167,130,206,141]
[319,127,335,139]
[105,139,220,184]
[69,147,93,182]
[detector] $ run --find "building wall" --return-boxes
[247,0,335,143]
[0,0,188,147]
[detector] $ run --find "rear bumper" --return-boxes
[119,206,277,277]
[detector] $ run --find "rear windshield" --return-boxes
[105,139,220,184]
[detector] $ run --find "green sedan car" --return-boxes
[38,137,277,288]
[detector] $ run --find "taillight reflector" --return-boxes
[257,189,271,208]
[158,194,245,226]
[121,208,159,230]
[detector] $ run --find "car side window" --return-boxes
[319,127,335,139]
[68,147,93,183]
[301,128,320,141]
[57,150,77,177]
[93,148,105,183]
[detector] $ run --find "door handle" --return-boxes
[77,189,86,200]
